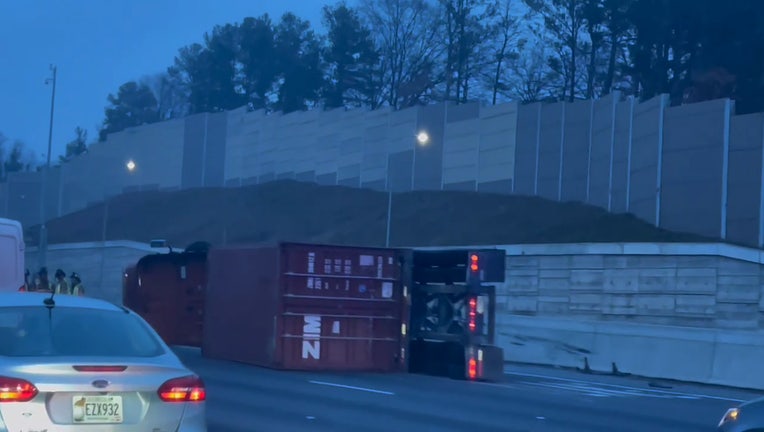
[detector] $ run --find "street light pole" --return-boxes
[38,64,57,269]
[385,188,392,247]
[384,131,429,248]
[102,159,137,242]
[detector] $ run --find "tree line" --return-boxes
[4,0,763,175]
[97,0,764,142]
[0,127,88,180]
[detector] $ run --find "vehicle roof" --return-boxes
[0,292,124,312]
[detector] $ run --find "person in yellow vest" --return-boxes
[70,272,85,297]
[54,269,69,295]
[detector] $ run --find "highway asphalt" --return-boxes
[173,347,761,432]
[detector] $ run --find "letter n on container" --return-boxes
[302,315,322,360]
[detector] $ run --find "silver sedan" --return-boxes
[718,397,764,431]
[0,292,206,431]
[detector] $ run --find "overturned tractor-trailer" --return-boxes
[123,242,506,381]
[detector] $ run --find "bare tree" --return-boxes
[438,0,500,103]
[361,0,444,108]
[484,0,526,104]
[505,42,557,102]
[600,0,634,95]
[524,0,588,102]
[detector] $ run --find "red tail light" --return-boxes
[470,254,479,272]
[467,358,477,380]
[0,376,38,402]
[158,375,206,402]
[468,297,477,332]
[18,285,26,292]
[73,365,127,373]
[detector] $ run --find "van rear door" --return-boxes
[0,218,24,292]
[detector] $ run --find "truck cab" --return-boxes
[0,218,25,292]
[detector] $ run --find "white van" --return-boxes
[0,218,25,292]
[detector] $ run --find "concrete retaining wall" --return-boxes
[493,242,764,389]
[414,242,764,389]
[498,314,764,390]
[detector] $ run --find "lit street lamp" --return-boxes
[416,131,430,146]
[385,131,430,247]
[126,159,136,172]
[38,64,57,269]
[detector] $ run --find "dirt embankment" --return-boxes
[26,180,710,249]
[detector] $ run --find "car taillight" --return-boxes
[0,376,38,402]
[18,285,26,292]
[158,375,206,402]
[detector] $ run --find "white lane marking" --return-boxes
[505,371,746,402]
[523,381,697,399]
[308,380,395,395]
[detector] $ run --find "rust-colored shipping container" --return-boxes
[122,251,207,347]
[202,242,409,373]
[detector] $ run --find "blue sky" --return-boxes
[0,0,333,162]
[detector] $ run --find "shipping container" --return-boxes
[202,242,409,373]
[122,251,207,347]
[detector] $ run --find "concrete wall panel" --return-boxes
[478,102,517,188]
[202,112,227,187]
[224,107,266,181]
[361,179,385,191]
[257,113,281,178]
[388,150,414,192]
[478,178,512,194]
[315,172,337,186]
[387,107,418,153]
[610,97,634,213]
[661,98,730,238]
[588,93,618,209]
[89,119,185,200]
[629,94,668,225]
[442,103,478,188]
[414,103,446,191]
[727,113,764,247]
[335,110,365,171]
[181,114,207,189]
[295,170,316,183]
[444,180,476,191]
[537,103,565,201]
[360,108,391,186]
[513,103,541,195]
[337,163,361,183]
[561,100,592,202]
[338,176,360,188]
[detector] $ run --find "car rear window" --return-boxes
[0,306,166,357]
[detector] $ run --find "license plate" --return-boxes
[72,395,123,424]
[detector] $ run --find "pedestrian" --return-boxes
[54,269,69,295]
[36,268,51,293]
[70,272,85,297]
[19,269,31,292]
